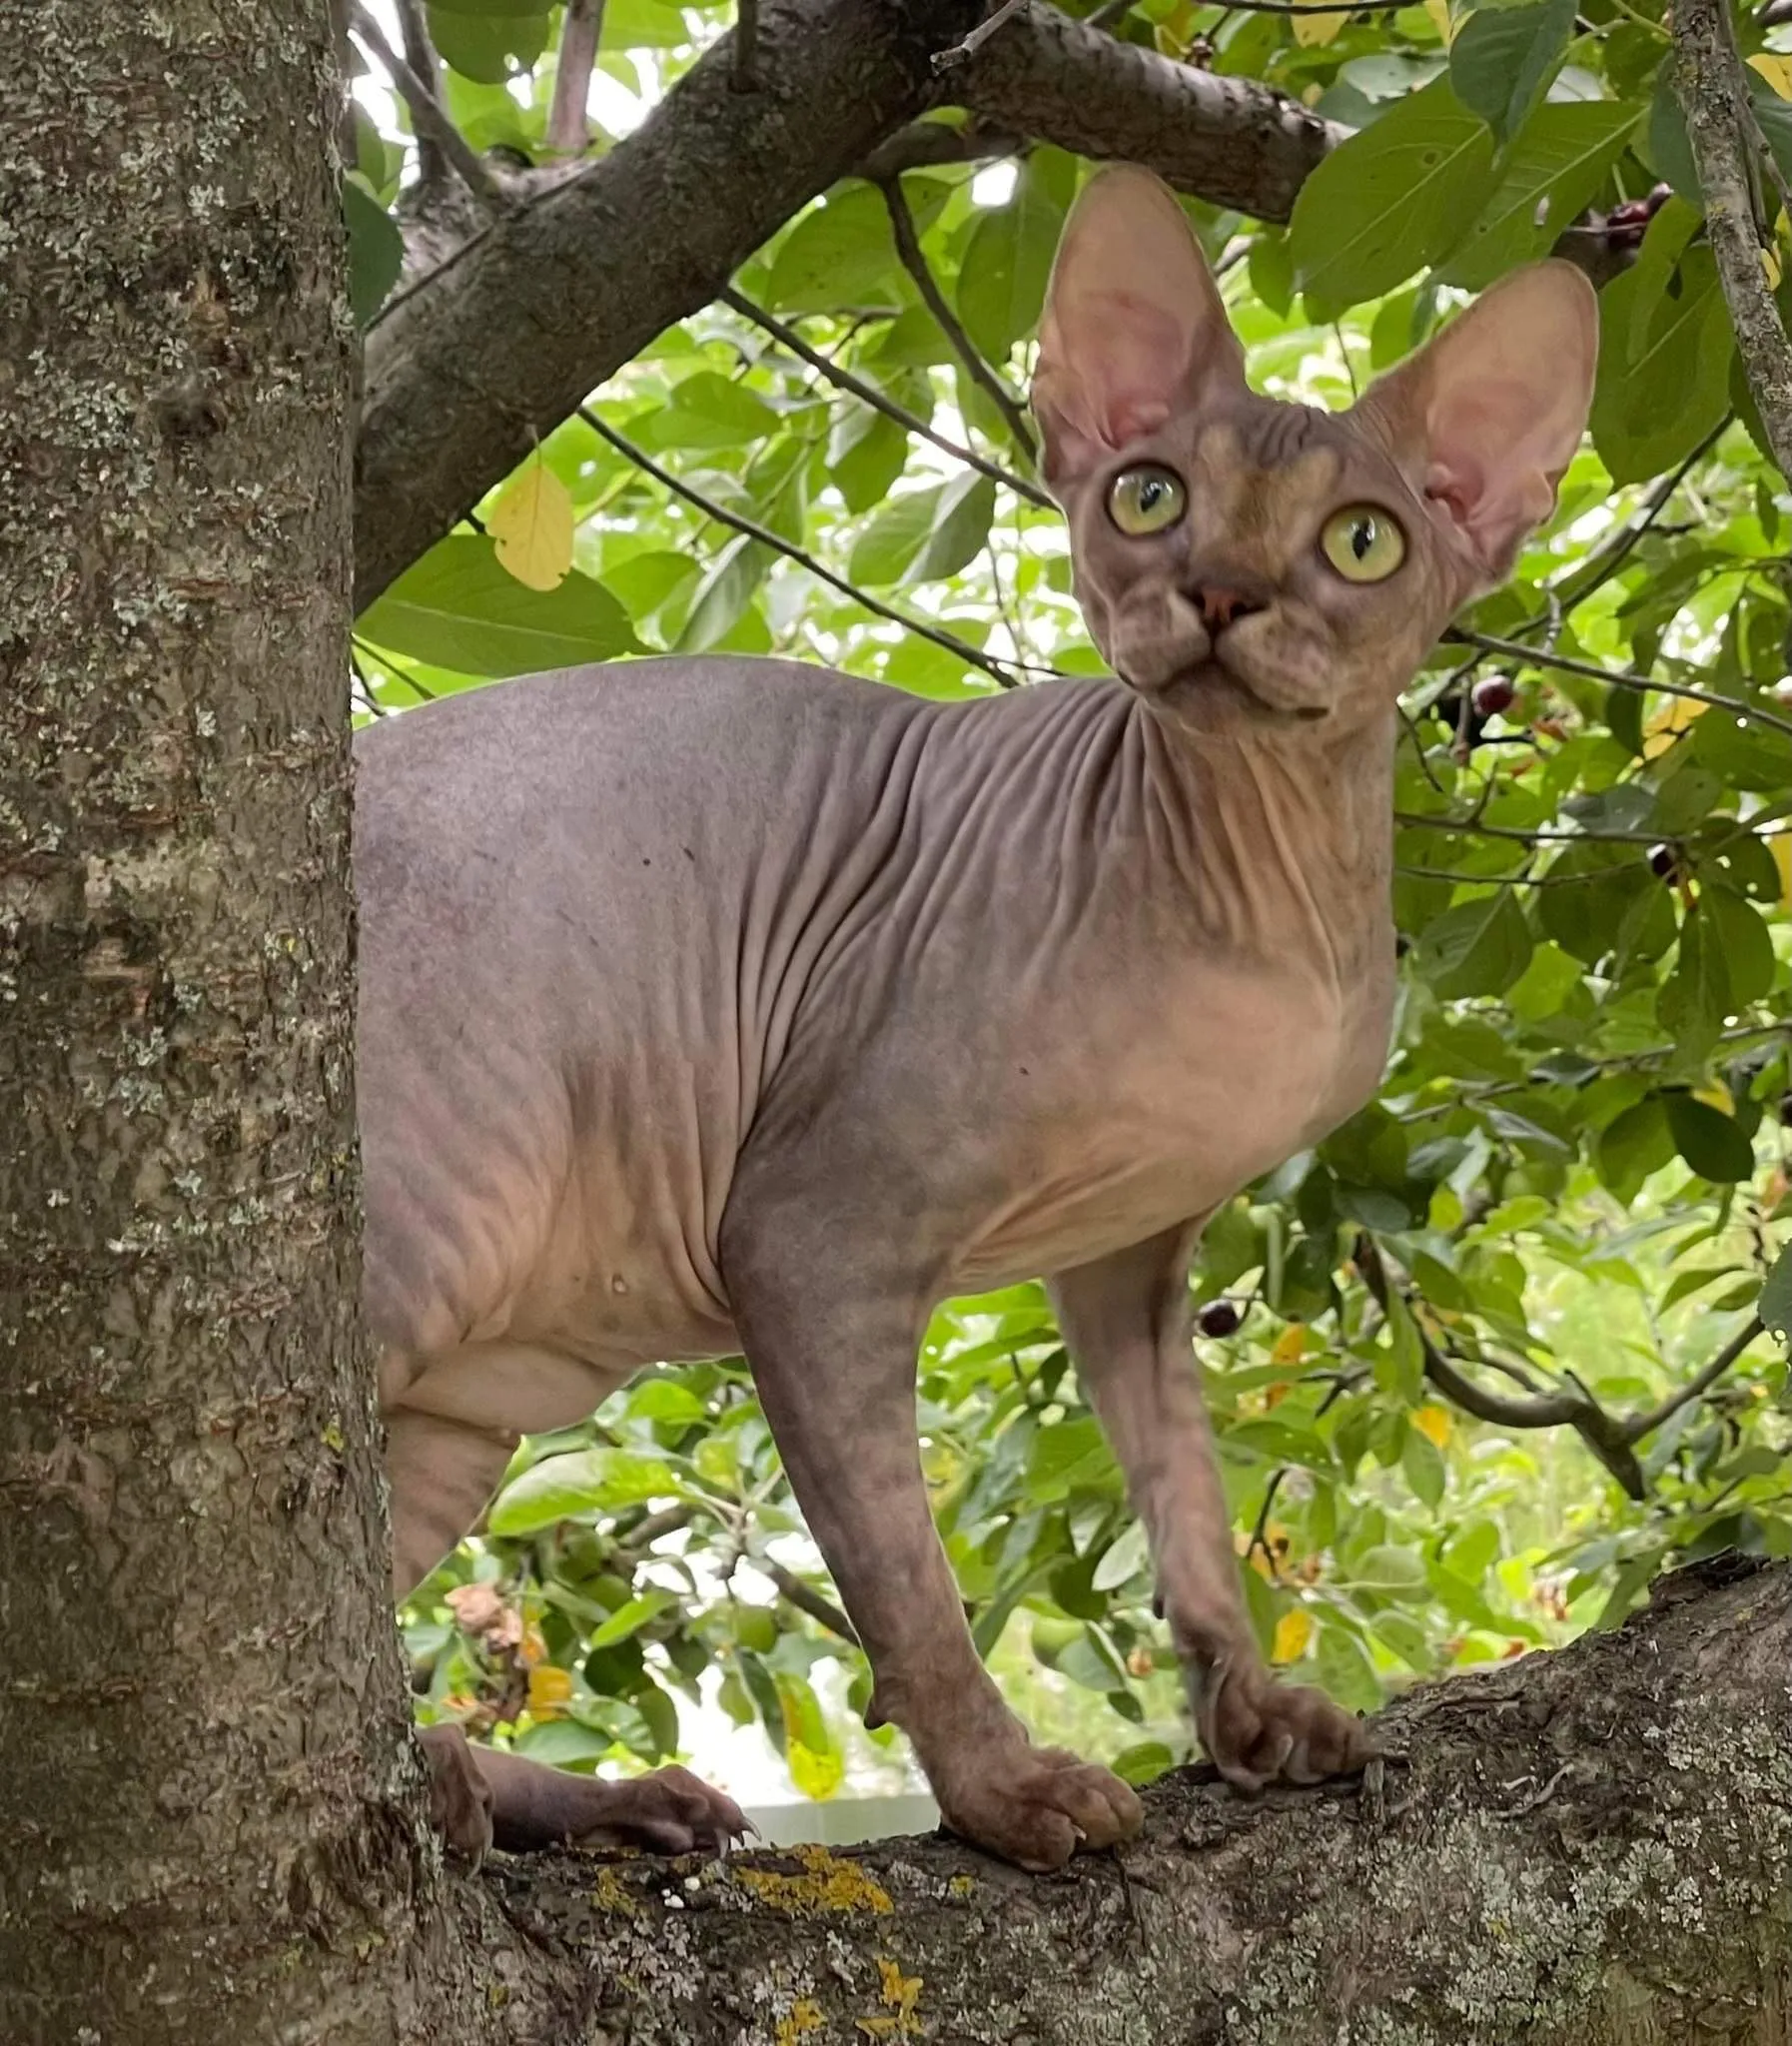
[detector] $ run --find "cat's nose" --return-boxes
[1189,582,1267,633]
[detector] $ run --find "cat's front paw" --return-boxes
[1191,1651,1376,1792]
[932,1739,1143,1871]
[419,1720,495,1864]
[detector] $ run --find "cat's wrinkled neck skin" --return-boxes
[1136,693,1397,990]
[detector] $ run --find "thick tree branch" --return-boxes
[1674,0,1792,480]
[356,0,985,608]
[949,1,1338,220]
[436,1558,1792,2045]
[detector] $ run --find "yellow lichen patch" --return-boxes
[588,1867,637,1916]
[777,1997,827,2046]
[734,1844,893,1918]
[856,1958,923,2039]
[946,1875,975,1899]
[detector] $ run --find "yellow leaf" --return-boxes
[1425,0,1455,44]
[527,1664,572,1718]
[1749,52,1792,99]
[1766,244,1785,291]
[489,457,575,591]
[1271,1324,1311,1368]
[1292,0,1347,45]
[1272,1608,1315,1664]
[787,1736,845,1802]
[1412,1404,1453,1449]
[1773,833,1792,907]
[1692,1078,1735,1116]
[1641,692,1707,759]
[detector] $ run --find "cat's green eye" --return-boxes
[1108,466,1187,536]
[1320,505,1405,582]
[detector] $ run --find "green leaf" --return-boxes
[587,1589,677,1648]
[1439,100,1640,290]
[1092,1519,1152,1592]
[1592,226,1735,486]
[910,474,997,583]
[1759,1243,1792,1339]
[673,534,773,653]
[359,536,639,676]
[1702,885,1775,1006]
[1112,1741,1176,1787]
[1417,890,1533,999]
[850,486,946,586]
[1595,1095,1675,1202]
[427,1,549,82]
[1657,899,1728,1064]
[958,161,1068,362]
[486,1449,683,1535]
[1314,1620,1382,1712]
[828,405,910,514]
[1401,1426,1447,1509]
[636,373,781,451]
[1291,79,1496,319]
[343,174,404,328]
[1449,0,1574,142]
[767,184,915,315]
[1665,1094,1756,1184]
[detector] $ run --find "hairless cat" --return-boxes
[358,167,1598,1871]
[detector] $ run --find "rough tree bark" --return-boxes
[0,4,437,2039]
[382,1557,1792,2044]
[1673,0,1792,481]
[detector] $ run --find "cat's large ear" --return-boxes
[1355,263,1597,589]
[1033,166,1246,490]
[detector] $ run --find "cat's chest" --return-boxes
[953,956,1390,1289]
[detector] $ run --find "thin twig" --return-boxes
[718,287,1052,507]
[1447,628,1792,745]
[576,406,1018,686]
[1354,1237,1646,1500]
[349,1,501,208]
[935,0,1032,73]
[1394,809,1671,846]
[764,1560,861,1648]
[1545,424,1727,617]
[547,0,604,154]
[1620,1317,1765,1444]
[1247,1470,1288,1578]
[393,0,446,186]
[877,175,1038,464]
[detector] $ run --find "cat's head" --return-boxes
[1033,167,1597,737]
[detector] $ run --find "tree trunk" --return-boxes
[0,5,433,2039]
[430,1557,1792,2046]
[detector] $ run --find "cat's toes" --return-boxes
[418,1721,495,1865]
[572,1764,751,1856]
[933,1740,1144,1871]
[1193,1653,1376,1792]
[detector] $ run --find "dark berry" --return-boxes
[1198,1299,1242,1338]
[1471,674,1515,717]
[1648,843,1679,880]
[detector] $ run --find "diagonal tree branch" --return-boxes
[877,172,1039,462]
[349,1,502,209]
[546,0,605,154]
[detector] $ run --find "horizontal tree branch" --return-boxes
[441,1556,1792,2044]
[948,1,1338,220]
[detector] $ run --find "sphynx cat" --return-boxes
[357,167,1598,1871]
